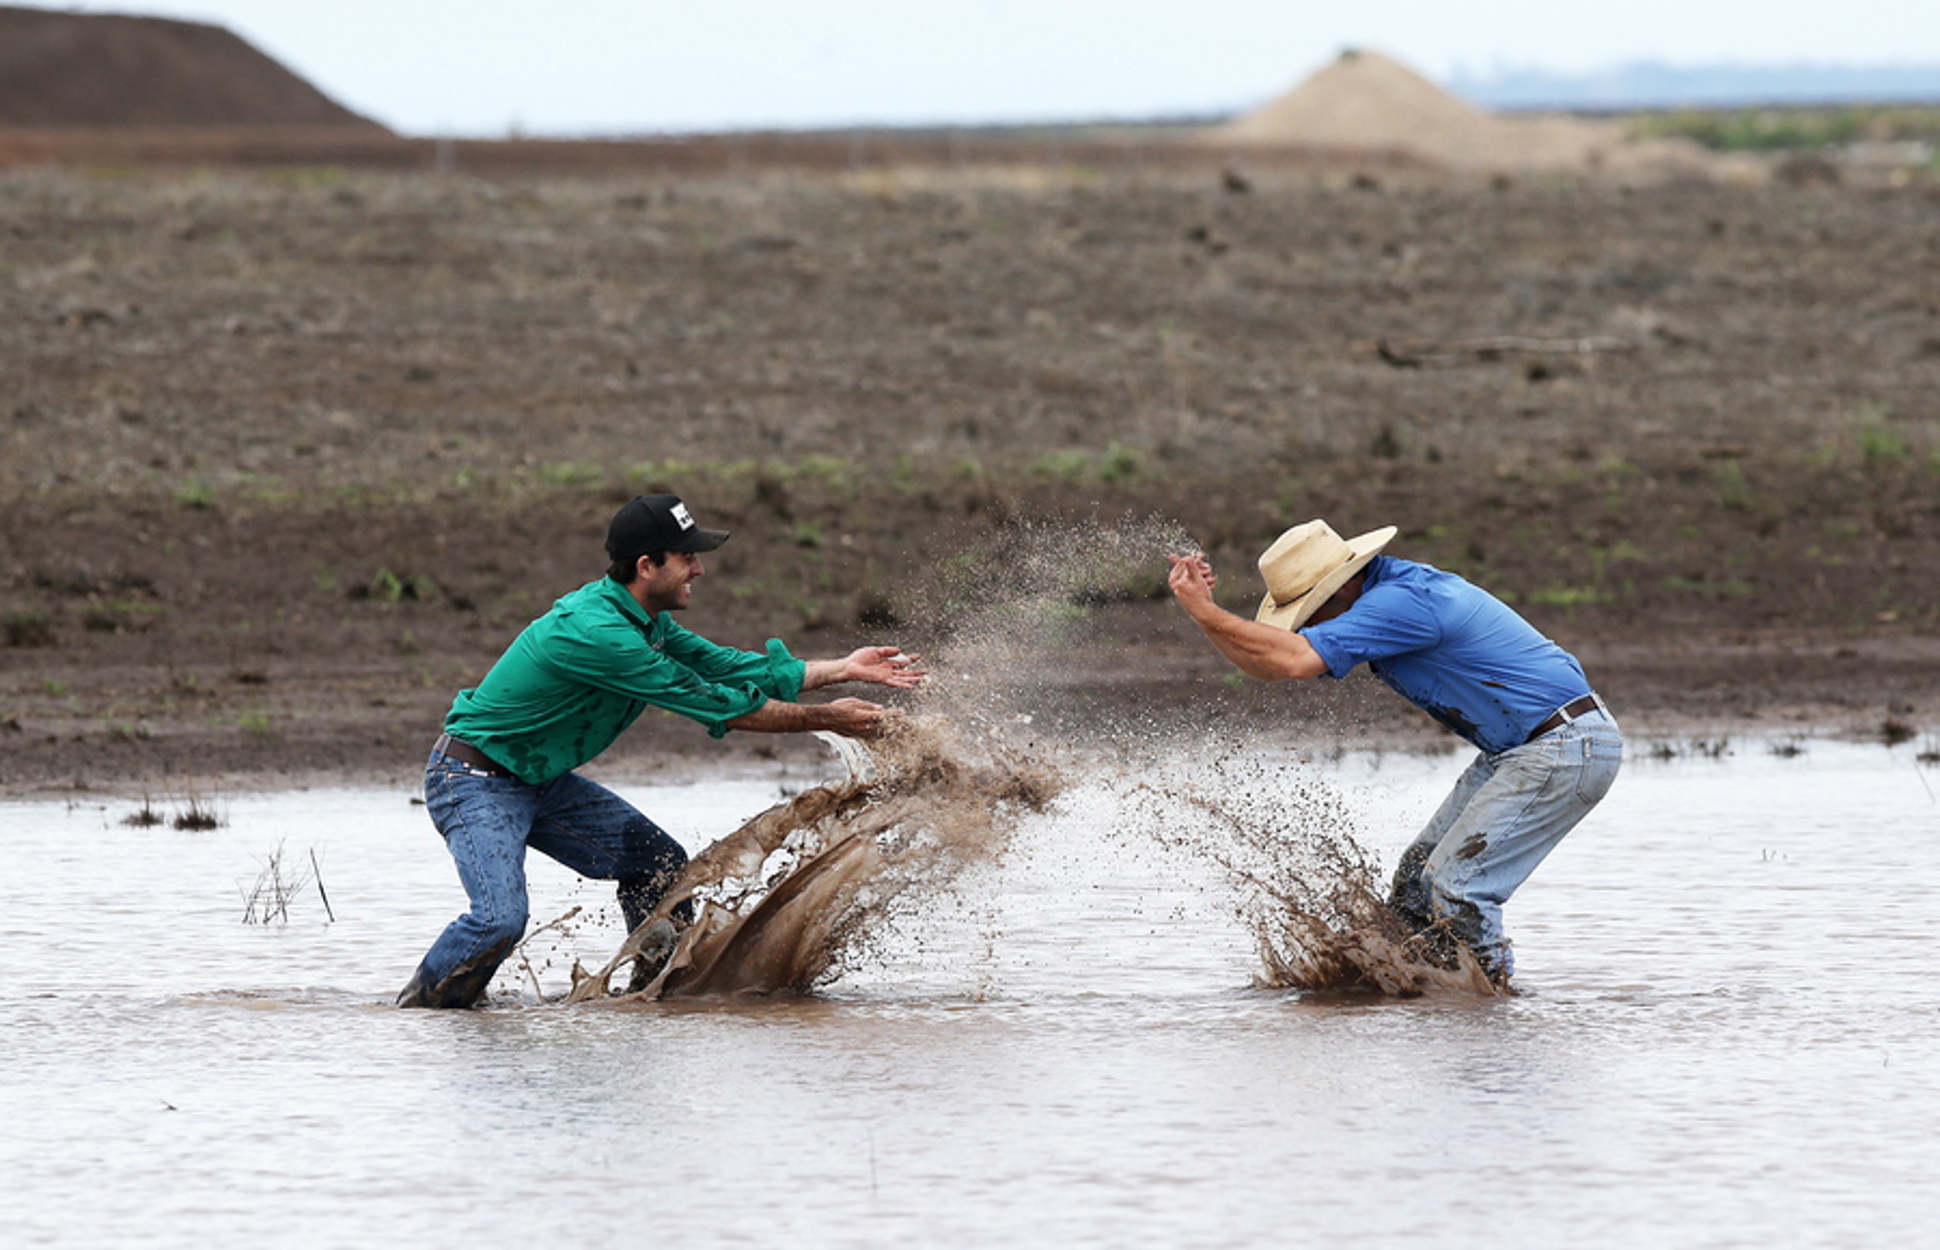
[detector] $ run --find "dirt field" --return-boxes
[3,153,1937,797]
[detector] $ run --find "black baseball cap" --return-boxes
[606,494,730,563]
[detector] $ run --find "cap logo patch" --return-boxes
[670,502,696,530]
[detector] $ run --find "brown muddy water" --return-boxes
[3,735,1937,1248]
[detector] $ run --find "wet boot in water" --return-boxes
[618,878,694,996]
[394,939,514,1009]
[624,919,680,994]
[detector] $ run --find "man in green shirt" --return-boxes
[397,493,922,1008]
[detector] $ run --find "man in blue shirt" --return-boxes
[1168,519,1622,986]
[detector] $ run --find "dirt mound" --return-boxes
[1222,49,1493,149]
[1215,48,1712,176]
[0,5,384,129]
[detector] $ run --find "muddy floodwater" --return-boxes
[3,738,1937,1247]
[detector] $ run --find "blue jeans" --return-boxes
[1388,709,1623,979]
[398,753,689,1008]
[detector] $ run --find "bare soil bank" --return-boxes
[0,7,384,130]
[3,162,1936,797]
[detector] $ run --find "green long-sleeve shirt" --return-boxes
[443,577,806,784]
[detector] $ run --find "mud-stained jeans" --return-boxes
[1388,709,1623,980]
[397,754,689,1008]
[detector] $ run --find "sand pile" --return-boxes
[1215,48,1711,176]
[0,5,383,129]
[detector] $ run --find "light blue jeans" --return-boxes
[1388,709,1623,979]
[397,753,689,1008]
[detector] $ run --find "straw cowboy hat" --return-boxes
[1255,520,1398,630]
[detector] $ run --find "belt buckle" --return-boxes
[432,733,491,777]
[1556,693,1599,728]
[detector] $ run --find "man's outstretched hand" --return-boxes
[836,645,927,690]
[818,697,904,738]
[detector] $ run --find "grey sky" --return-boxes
[55,0,1940,135]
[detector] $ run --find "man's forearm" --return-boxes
[799,659,844,691]
[1186,605,1326,681]
[726,694,895,738]
[726,699,833,734]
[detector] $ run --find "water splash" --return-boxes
[1126,749,1503,997]
[910,511,1200,734]
[568,716,1062,1001]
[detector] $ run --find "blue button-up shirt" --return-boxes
[1302,556,1591,754]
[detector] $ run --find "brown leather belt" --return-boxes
[1526,693,1605,743]
[432,733,513,777]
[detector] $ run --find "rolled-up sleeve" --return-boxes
[662,628,807,705]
